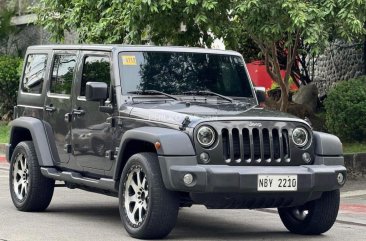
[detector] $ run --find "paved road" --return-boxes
[1,167,366,241]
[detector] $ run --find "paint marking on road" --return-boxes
[0,156,6,163]
[341,190,366,198]
[340,204,366,213]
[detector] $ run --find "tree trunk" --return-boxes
[278,81,289,112]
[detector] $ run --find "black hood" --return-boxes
[126,101,304,127]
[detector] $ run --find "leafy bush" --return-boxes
[324,77,366,142]
[0,55,23,120]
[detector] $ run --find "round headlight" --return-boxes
[292,127,309,147]
[197,126,216,147]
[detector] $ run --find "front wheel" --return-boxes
[119,152,179,239]
[278,189,340,235]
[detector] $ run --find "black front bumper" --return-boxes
[158,156,346,193]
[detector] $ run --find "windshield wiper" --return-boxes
[182,90,233,103]
[127,90,180,101]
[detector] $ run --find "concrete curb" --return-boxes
[344,153,366,178]
[0,143,6,164]
[0,143,5,154]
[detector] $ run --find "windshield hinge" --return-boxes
[180,116,191,131]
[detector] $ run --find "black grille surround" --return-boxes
[194,121,314,166]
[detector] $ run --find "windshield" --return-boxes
[119,51,254,99]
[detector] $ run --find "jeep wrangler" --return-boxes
[7,45,346,239]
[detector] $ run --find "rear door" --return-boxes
[71,51,114,173]
[43,50,78,163]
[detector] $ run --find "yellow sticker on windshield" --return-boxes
[122,55,137,65]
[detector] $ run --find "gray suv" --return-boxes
[6,45,346,239]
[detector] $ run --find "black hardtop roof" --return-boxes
[27,44,241,56]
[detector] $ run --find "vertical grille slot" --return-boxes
[282,129,290,161]
[252,128,261,162]
[272,129,281,161]
[222,128,230,161]
[262,128,271,161]
[232,128,240,162]
[242,129,251,162]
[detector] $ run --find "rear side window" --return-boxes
[50,54,77,95]
[22,54,47,94]
[80,56,111,96]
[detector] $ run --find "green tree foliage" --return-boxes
[34,0,366,111]
[324,77,366,142]
[0,55,23,120]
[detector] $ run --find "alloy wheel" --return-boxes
[124,166,149,227]
[12,153,29,200]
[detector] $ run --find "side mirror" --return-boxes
[254,86,266,103]
[85,82,108,101]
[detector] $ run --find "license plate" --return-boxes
[257,175,298,191]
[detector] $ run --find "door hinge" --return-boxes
[64,144,72,153]
[105,150,114,160]
[64,113,72,123]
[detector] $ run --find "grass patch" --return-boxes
[343,142,366,154]
[0,121,10,143]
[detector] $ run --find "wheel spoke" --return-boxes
[17,170,23,176]
[130,180,139,193]
[136,171,142,186]
[20,184,25,198]
[141,177,147,188]
[20,156,25,170]
[132,203,139,216]
[138,206,143,223]
[24,182,28,195]
[142,200,148,210]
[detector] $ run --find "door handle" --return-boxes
[44,105,56,112]
[72,109,85,116]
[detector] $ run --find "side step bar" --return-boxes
[41,167,117,192]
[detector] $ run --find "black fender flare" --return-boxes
[9,117,59,166]
[313,131,344,166]
[313,131,343,156]
[113,127,196,180]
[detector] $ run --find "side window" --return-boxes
[22,54,47,94]
[50,54,77,95]
[80,56,111,96]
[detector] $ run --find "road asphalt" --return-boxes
[1,161,366,241]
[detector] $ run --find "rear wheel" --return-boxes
[278,189,340,235]
[119,152,179,239]
[9,141,55,212]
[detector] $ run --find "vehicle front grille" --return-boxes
[222,127,290,164]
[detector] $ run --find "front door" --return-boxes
[71,51,114,172]
[43,51,78,163]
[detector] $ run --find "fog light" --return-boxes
[183,173,194,186]
[337,173,345,185]
[302,152,311,163]
[200,152,210,163]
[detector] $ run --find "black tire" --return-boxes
[278,189,340,235]
[9,141,55,212]
[119,152,179,239]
